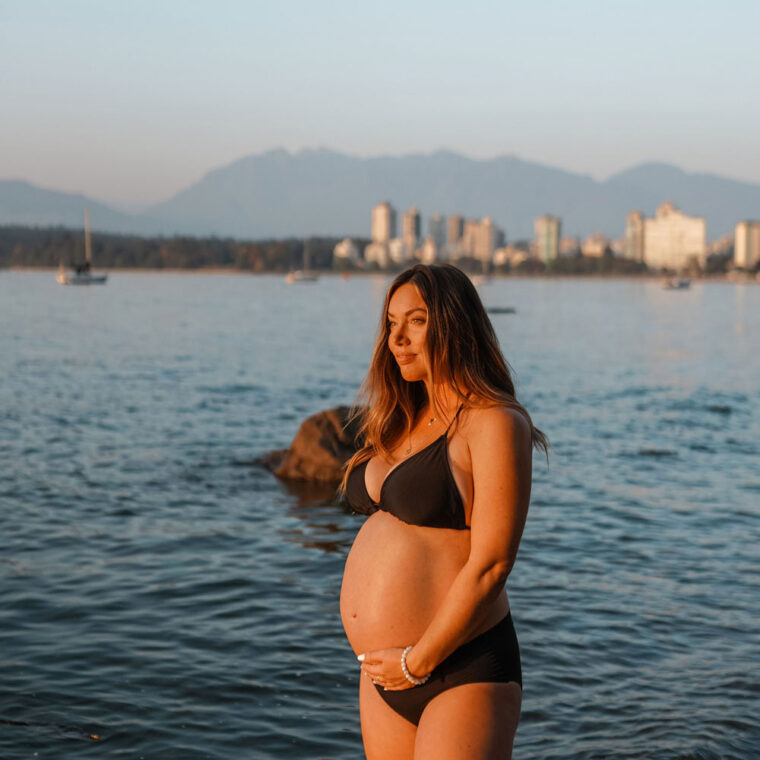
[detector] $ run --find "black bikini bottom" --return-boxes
[375,611,522,726]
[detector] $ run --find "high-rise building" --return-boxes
[734,221,760,269]
[371,202,396,243]
[447,214,464,255]
[402,207,421,253]
[475,217,495,264]
[643,202,705,270]
[625,211,645,261]
[534,215,561,263]
[428,213,446,249]
[462,219,480,257]
[460,217,497,265]
[367,202,397,268]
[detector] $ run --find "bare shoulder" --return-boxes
[461,403,531,449]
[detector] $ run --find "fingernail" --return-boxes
[357,654,365,662]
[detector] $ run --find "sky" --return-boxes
[1,0,759,208]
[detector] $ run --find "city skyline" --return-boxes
[2,1,759,205]
[359,200,730,271]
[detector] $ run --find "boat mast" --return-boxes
[84,208,92,264]
[303,237,310,272]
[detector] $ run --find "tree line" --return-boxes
[0,226,356,272]
[0,225,736,275]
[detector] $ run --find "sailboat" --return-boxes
[56,209,108,285]
[285,238,318,283]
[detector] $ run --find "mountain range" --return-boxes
[2,149,759,241]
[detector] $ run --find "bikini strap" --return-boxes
[444,402,466,434]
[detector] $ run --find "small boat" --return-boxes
[662,277,690,290]
[285,238,319,283]
[285,270,318,284]
[57,209,108,285]
[56,265,108,285]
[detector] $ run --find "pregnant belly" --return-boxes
[340,511,471,655]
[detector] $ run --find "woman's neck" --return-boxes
[422,382,466,423]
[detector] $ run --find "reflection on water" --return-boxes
[734,282,748,336]
[279,476,354,554]
[277,474,342,505]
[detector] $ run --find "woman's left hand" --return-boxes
[358,648,418,691]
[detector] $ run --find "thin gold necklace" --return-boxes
[405,414,437,454]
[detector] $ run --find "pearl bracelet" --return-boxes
[401,645,430,686]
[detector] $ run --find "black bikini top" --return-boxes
[345,405,468,530]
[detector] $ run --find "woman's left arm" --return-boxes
[405,406,533,677]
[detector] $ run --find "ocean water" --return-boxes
[1,271,758,759]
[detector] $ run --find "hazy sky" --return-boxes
[2,0,759,207]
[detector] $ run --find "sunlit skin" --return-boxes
[357,283,461,689]
[359,283,518,681]
[340,282,532,759]
[386,283,432,386]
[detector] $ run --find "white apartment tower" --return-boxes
[462,219,481,258]
[460,217,497,265]
[643,202,706,270]
[371,202,397,243]
[734,221,760,269]
[476,217,495,264]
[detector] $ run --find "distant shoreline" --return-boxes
[5,266,756,283]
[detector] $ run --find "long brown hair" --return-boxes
[339,263,548,493]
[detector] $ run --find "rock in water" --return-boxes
[263,406,362,483]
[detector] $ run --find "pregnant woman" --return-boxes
[340,264,547,759]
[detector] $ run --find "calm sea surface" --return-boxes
[1,271,758,759]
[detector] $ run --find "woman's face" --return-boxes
[387,283,429,383]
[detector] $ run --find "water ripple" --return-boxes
[1,273,759,758]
